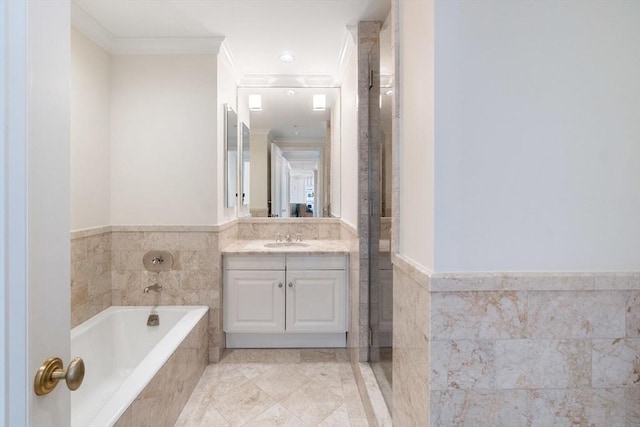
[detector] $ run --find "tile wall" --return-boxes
[114,312,208,427]
[392,257,640,426]
[70,219,347,363]
[71,227,112,327]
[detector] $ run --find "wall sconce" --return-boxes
[313,94,326,111]
[249,94,262,111]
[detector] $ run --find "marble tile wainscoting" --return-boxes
[71,226,112,327]
[71,223,238,362]
[114,312,208,427]
[70,218,349,362]
[392,255,640,426]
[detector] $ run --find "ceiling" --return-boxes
[72,0,391,84]
[72,0,391,171]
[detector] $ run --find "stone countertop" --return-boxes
[221,239,351,255]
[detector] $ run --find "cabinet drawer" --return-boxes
[286,255,346,270]
[225,255,285,270]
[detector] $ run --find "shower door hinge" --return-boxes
[369,328,373,347]
[369,69,374,89]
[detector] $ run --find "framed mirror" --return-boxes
[224,104,238,208]
[238,87,340,218]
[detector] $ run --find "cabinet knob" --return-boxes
[278,282,283,288]
[288,282,293,288]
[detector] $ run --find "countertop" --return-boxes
[221,239,351,255]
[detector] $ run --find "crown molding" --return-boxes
[219,41,240,81]
[333,25,357,86]
[238,74,338,88]
[71,1,224,55]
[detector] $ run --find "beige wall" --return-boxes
[432,0,640,272]
[340,45,359,230]
[249,130,271,214]
[110,54,218,225]
[70,29,111,230]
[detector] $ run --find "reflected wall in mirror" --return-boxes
[238,87,340,218]
[241,122,250,208]
[225,104,238,208]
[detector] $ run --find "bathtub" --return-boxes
[71,305,208,427]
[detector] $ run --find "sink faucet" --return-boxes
[285,234,292,243]
[143,283,162,294]
[276,232,282,242]
[296,233,302,242]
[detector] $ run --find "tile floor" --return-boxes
[174,348,370,427]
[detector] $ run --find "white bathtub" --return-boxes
[71,305,208,427]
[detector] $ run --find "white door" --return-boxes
[224,270,286,333]
[285,270,346,333]
[2,2,72,425]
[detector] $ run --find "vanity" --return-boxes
[222,240,350,348]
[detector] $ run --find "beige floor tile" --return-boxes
[261,348,302,363]
[242,403,305,427]
[175,350,372,427]
[228,362,277,380]
[251,365,310,399]
[300,348,339,362]
[318,403,351,427]
[215,381,277,426]
[280,380,344,425]
[220,348,267,363]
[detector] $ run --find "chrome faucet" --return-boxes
[143,283,162,293]
[276,232,282,242]
[285,234,292,243]
[296,233,302,242]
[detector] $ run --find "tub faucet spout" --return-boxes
[147,313,159,326]
[143,283,162,293]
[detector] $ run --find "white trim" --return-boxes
[70,0,114,52]
[333,26,357,86]
[1,2,6,422]
[3,1,29,425]
[219,41,239,82]
[238,74,338,88]
[70,1,224,55]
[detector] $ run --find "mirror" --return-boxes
[238,87,340,218]
[224,104,238,208]
[241,122,250,208]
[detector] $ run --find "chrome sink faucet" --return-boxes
[296,233,302,242]
[285,234,292,243]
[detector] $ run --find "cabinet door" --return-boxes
[285,270,346,333]
[225,270,286,333]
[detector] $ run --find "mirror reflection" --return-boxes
[241,122,250,207]
[225,105,238,208]
[238,87,340,218]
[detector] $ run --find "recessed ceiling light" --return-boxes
[279,52,295,63]
[286,90,296,96]
[313,94,326,111]
[249,94,262,111]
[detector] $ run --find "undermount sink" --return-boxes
[263,242,310,248]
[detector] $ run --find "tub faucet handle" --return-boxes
[143,283,163,294]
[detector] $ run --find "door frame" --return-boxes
[2,1,30,425]
[2,2,71,425]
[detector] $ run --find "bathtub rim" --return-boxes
[71,305,208,427]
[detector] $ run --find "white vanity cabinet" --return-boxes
[224,254,348,348]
